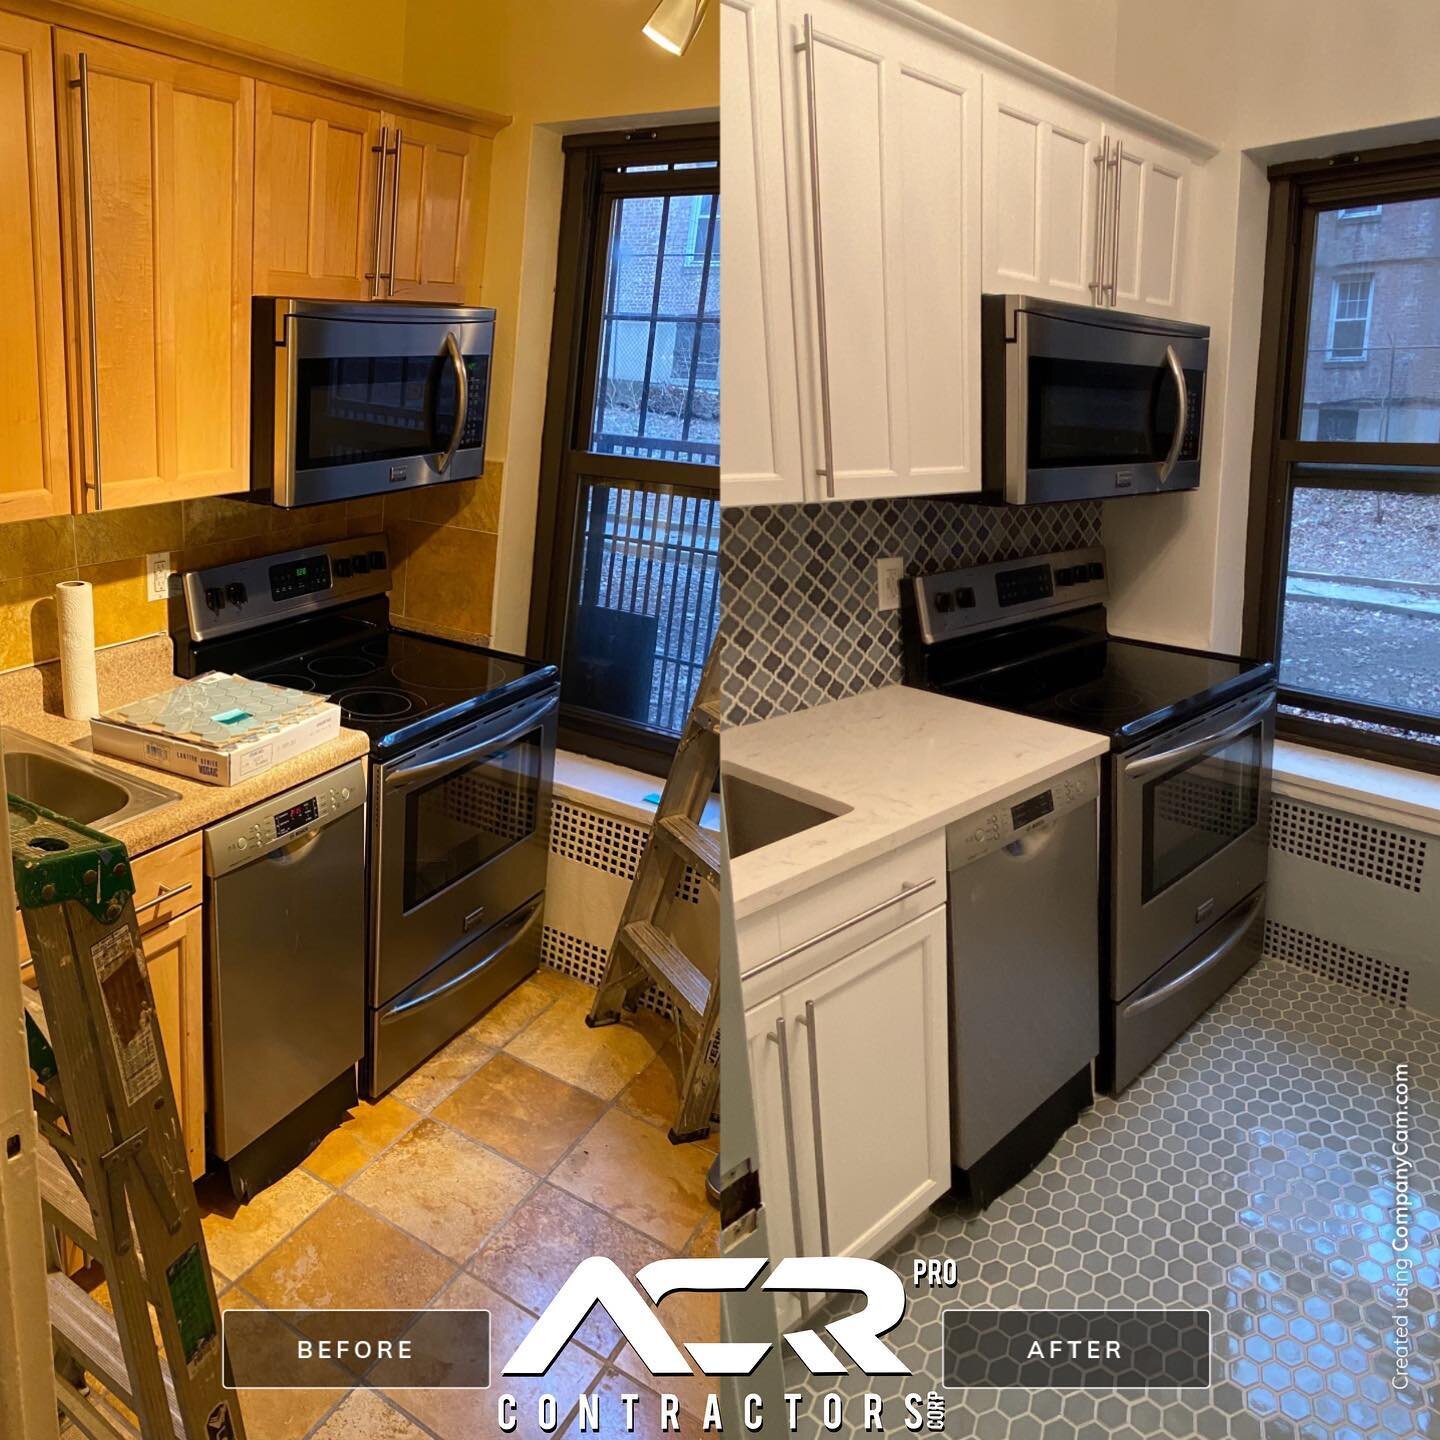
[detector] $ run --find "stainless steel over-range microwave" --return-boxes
[981,294,1209,504]
[252,298,495,508]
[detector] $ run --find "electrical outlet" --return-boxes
[145,552,173,603]
[877,556,904,612]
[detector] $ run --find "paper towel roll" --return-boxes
[56,579,100,721]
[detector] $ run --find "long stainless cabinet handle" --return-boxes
[745,877,938,979]
[72,53,103,511]
[382,900,541,1019]
[384,692,556,790]
[1121,890,1265,1019]
[1089,136,1110,302]
[435,331,469,473]
[799,14,837,496]
[1107,139,1124,305]
[134,881,193,915]
[365,124,389,295]
[1158,343,1188,483]
[386,128,404,296]
[767,1017,807,1252]
[1123,690,1274,780]
[798,1001,832,1254]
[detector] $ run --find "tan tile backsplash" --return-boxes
[0,460,504,671]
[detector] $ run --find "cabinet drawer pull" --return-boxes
[1108,139,1125,305]
[748,877,937,978]
[71,53,103,510]
[798,13,837,496]
[386,128,404,296]
[1089,135,1109,300]
[767,1017,806,1251]
[365,124,389,294]
[134,881,193,916]
[798,1001,832,1254]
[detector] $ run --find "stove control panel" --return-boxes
[946,760,1100,869]
[908,546,1109,645]
[184,535,391,642]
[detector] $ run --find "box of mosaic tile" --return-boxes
[91,672,341,786]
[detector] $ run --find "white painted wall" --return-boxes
[925,0,1119,92]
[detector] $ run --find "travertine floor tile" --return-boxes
[549,1110,714,1247]
[505,998,664,1101]
[469,1184,668,1356]
[561,1369,710,1437]
[615,1045,687,1132]
[347,1119,534,1262]
[240,1195,454,1310]
[434,1053,605,1173]
[391,1026,497,1112]
[302,1094,419,1186]
[528,967,595,1007]
[308,1390,430,1439]
[199,1167,331,1279]
[465,976,556,1048]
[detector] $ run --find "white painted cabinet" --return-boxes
[743,901,951,1266]
[721,0,806,505]
[777,0,984,501]
[981,70,1103,308]
[1105,124,1189,318]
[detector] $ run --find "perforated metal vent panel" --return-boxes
[1263,918,1411,1006]
[549,798,703,903]
[540,924,677,1023]
[1270,797,1427,893]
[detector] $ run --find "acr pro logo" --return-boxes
[504,1256,908,1379]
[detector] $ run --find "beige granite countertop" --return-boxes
[724,684,1110,919]
[1,635,369,855]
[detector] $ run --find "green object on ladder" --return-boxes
[7,793,134,921]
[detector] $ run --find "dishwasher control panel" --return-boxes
[205,758,368,875]
[947,760,1099,869]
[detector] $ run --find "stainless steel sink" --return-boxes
[3,729,180,831]
[722,773,848,858]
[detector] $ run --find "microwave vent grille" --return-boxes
[1269,797,1427,893]
[1262,918,1410,1007]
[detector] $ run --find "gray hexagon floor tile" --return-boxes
[785,958,1439,1438]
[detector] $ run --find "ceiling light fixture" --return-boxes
[644,0,712,56]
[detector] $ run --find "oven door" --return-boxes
[1002,299,1207,502]
[372,688,556,1005]
[266,300,494,507]
[1111,687,1274,1001]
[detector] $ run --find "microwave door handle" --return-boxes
[435,330,470,473]
[384,693,555,790]
[1158,343,1188,482]
[1122,690,1274,781]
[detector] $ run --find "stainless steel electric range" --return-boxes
[903,545,1277,1094]
[175,534,558,1099]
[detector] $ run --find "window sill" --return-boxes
[1272,739,1440,838]
[554,748,720,834]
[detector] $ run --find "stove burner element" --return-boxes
[309,653,380,680]
[389,658,473,691]
[1057,679,1152,720]
[256,672,318,693]
[336,688,417,720]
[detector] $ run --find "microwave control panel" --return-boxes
[1178,376,1204,462]
[456,355,491,448]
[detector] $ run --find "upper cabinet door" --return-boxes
[55,32,253,512]
[1106,124,1188,318]
[254,83,384,302]
[720,0,804,507]
[982,71,1103,307]
[382,114,486,304]
[781,0,983,501]
[0,13,69,524]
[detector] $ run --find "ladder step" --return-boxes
[655,814,720,883]
[39,1143,97,1254]
[620,922,711,1019]
[46,1273,184,1440]
[693,695,722,732]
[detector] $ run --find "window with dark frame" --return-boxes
[1246,142,1440,774]
[529,126,720,776]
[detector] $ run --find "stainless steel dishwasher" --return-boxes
[204,757,367,1199]
[946,758,1100,1210]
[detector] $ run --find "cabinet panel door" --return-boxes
[255,83,383,301]
[720,0,804,506]
[0,14,70,524]
[384,114,486,304]
[983,72,1102,307]
[1106,126,1188,317]
[142,906,206,1179]
[56,32,252,511]
[786,906,949,1260]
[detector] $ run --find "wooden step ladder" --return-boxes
[588,645,721,1143]
[10,795,244,1440]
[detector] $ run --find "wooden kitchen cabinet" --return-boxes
[254,82,385,301]
[1106,124,1189,318]
[0,13,70,524]
[142,906,206,1181]
[778,0,984,501]
[54,30,253,512]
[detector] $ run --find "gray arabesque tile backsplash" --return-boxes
[721,498,1101,726]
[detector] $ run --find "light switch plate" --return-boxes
[876,556,903,612]
[145,552,173,603]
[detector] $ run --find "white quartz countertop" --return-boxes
[724,685,1109,919]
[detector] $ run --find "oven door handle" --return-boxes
[1120,889,1265,1019]
[1122,691,1274,781]
[1158,343,1188,483]
[435,330,470,473]
[383,692,556,791]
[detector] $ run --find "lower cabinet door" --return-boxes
[142,907,206,1180]
[785,905,950,1260]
